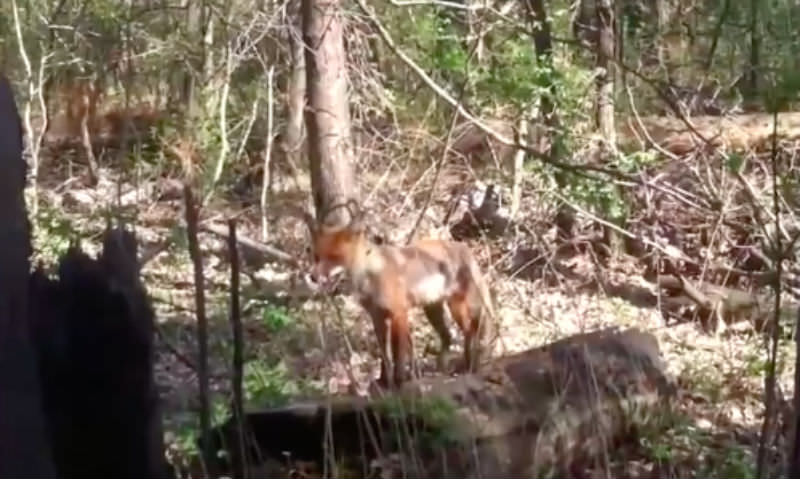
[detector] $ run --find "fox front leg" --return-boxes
[367,309,393,387]
[389,310,412,387]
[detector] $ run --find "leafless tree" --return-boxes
[302,0,358,223]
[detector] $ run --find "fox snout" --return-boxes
[307,263,326,285]
[305,259,345,291]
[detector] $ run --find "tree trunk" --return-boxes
[465,0,485,62]
[571,0,596,47]
[595,0,615,146]
[181,0,199,111]
[595,0,624,258]
[615,0,625,92]
[525,0,574,239]
[302,0,358,225]
[0,74,57,477]
[283,0,307,175]
[181,0,212,122]
[747,0,759,97]
[655,0,669,71]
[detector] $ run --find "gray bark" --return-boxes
[302,0,358,225]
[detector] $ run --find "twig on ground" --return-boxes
[155,326,198,372]
[200,221,298,266]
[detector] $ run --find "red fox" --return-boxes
[294,205,497,388]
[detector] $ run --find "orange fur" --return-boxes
[305,215,497,388]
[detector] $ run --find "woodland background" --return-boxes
[2,0,800,476]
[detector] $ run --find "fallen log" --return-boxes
[200,222,298,267]
[206,327,675,477]
[434,112,800,163]
[618,112,800,156]
[656,274,797,336]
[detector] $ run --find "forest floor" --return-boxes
[29,150,796,478]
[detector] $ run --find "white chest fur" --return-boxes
[409,272,449,305]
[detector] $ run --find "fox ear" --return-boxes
[348,210,366,233]
[341,199,366,233]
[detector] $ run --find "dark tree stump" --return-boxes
[0,72,57,478]
[0,72,168,479]
[29,228,169,478]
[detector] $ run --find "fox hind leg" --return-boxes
[447,293,479,373]
[423,303,455,372]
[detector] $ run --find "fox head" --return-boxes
[296,203,368,289]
